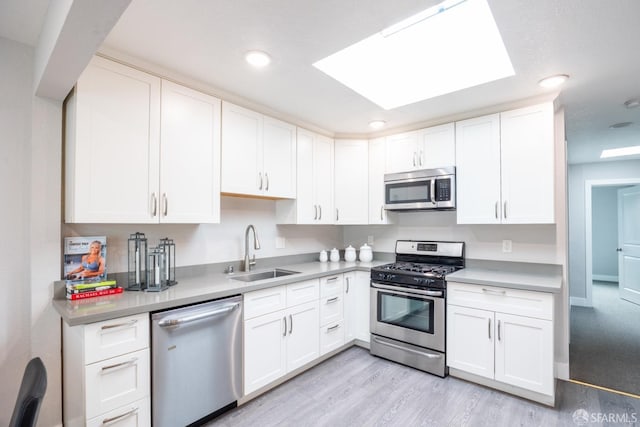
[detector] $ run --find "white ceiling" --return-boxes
[3,0,640,164]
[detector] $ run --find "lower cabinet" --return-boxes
[319,274,345,355]
[63,313,151,427]
[344,271,370,343]
[243,280,320,394]
[447,282,554,402]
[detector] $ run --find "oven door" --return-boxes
[370,282,445,352]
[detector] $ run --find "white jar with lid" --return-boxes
[359,243,373,262]
[319,250,328,262]
[330,248,340,262]
[344,245,356,262]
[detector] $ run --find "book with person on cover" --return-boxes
[66,287,123,300]
[63,236,107,281]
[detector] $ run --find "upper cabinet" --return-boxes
[65,56,221,223]
[455,102,555,224]
[276,128,334,224]
[221,101,296,199]
[385,123,455,173]
[334,139,368,224]
[368,137,392,225]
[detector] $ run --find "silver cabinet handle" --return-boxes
[319,205,322,220]
[346,277,350,293]
[289,314,293,334]
[265,172,269,191]
[163,193,168,216]
[419,150,423,166]
[495,201,499,219]
[151,193,157,217]
[412,152,417,167]
[326,276,338,282]
[258,172,263,190]
[498,319,502,341]
[102,407,139,425]
[504,201,507,219]
[482,288,506,296]
[313,205,318,220]
[327,324,340,332]
[380,205,384,221]
[488,318,491,339]
[336,208,339,222]
[283,316,287,337]
[158,303,239,327]
[101,319,137,331]
[326,296,339,304]
[101,357,138,373]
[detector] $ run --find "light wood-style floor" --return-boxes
[208,347,640,426]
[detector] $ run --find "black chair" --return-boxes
[9,357,47,427]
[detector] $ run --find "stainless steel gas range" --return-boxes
[370,240,465,377]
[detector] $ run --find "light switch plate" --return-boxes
[502,239,512,253]
[276,237,286,249]
[368,235,375,245]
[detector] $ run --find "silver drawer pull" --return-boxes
[101,319,137,331]
[101,357,138,373]
[327,324,340,332]
[326,277,338,282]
[102,407,139,425]
[488,318,491,339]
[482,288,506,295]
[326,297,339,304]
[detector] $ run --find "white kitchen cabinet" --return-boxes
[385,124,455,173]
[319,274,345,355]
[276,128,334,224]
[368,137,392,224]
[455,103,554,224]
[334,139,368,224]
[243,280,320,394]
[447,282,554,402]
[354,271,371,343]
[65,56,221,223]
[63,313,151,427]
[343,272,357,342]
[221,101,296,198]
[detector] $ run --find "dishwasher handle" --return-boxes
[157,302,240,327]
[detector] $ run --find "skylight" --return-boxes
[313,0,514,110]
[600,146,640,159]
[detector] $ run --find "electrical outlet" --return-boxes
[367,235,375,245]
[275,237,286,249]
[502,240,512,253]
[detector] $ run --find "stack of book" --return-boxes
[66,279,123,301]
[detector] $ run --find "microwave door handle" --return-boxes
[430,180,436,205]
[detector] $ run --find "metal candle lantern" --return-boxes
[159,237,177,286]
[127,232,147,291]
[146,246,168,292]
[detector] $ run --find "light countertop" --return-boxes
[446,261,562,293]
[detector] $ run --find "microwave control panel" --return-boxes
[435,178,451,201]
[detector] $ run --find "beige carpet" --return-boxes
[570,281,640,396]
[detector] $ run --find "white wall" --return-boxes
[63,196,344,274]
[568,160,640,300]
[591,186,620,279]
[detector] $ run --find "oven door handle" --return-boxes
[372,337,443,359]
[371,282,443,298]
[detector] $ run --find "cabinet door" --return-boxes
[385,131,419,173]
[368,137,391,224]
[294,128,316,223]
[160,80,221,223]
[419,122,455,169]
[263,116,296,198]
[244,310,286,394]
[286,301,320,372]
[221,102,263,196]
[343,272,357,342]
[354,271,371,342]
[86,397,150,427]
[314,134,334,224]
[455,113,501,224]
[67,56,160,223]
[447,305,494,379]
[500,103,555,224]
[494,312,554,395]
[334,140,368,224]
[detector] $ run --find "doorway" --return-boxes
[569,179,640,396]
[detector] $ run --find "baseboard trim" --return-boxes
[593,274,618,283]
[555,362,569,380]
[570,296,591,307]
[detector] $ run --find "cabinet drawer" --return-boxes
[85,348,150,419]
[84,314,149,364]
[287,279,319,307]
[320,274,343,297]
[319,294,344,326]
[448,282,553,320]
[87,397,150,427]
[320,321,345,355]
[244,285,287,320]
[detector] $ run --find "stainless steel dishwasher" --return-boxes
[151,295,242,427]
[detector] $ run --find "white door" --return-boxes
[419,122,455,169]
[244,310,286,394]
[447,305,494,379]
[160,80,221,223]
[334,140,368,224]
[368,137,391,224]
[286,301,320,372]
[494,312,554,395]
[314,134,334,224]
[385,130,420,173]
[343,272,357,342]
[354,271,371,342]
[295,129,315,223]
[262,117,296,198]
[455,114,501,224]
[618,185,640,305]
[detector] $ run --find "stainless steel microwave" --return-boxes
[384,167,456,211]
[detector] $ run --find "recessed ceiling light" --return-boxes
[609,121,633,129]
[538,74,569,88]
[313,0,514,110]
[245,50,271,68]
[369,120,386,129]
[600,145,640,159]
[624,98,640,109]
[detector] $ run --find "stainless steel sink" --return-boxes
[231,268,300,282]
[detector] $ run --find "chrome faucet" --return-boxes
[243,224,261,271]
